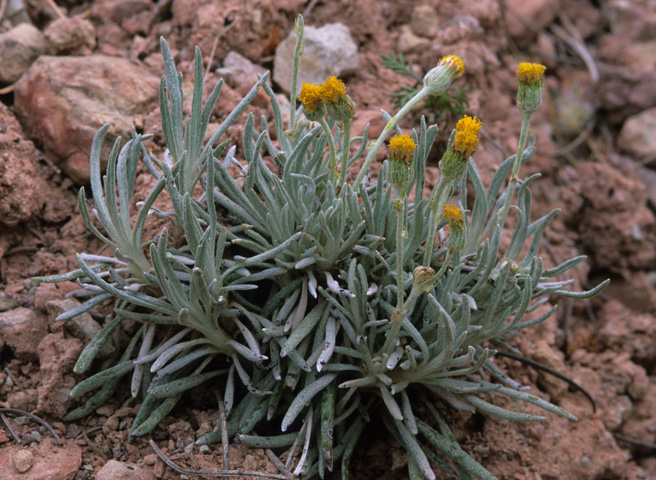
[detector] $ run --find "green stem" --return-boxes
[497,113,531,230]
[318,117,338,179]
[422,177,453,266]
[395,198,405,312]
[354,87,431,186]
[339,118,352,188]
[288,15,304,131]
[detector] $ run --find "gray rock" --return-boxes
[14,55,159,184]
[217,51,268,89]
[397,25,431,54]
[0,23,47,84]
[618,107,656,159]
[273,23,358,94]
[96,459,143,480]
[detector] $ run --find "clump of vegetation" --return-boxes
[36,15,607,480]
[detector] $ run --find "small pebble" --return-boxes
[144,454,158,466]
[199,445,211,454]
[13,449,34,473]
[13,416,30,425]
[31,431,42,443]
[83,464,94,471]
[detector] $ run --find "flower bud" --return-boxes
[299,82,326,121]
[412,266,435,292]
[388,134,416,196]
[443,204,465,252]
[423,55,464,96]
[438,115,482,181]
[516,62,546,115]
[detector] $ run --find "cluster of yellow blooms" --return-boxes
[298,76,350,119]
[389,134,417,166]
[453,115,483,158]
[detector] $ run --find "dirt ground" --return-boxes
[1,0,656,479]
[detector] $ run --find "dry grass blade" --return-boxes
[0,408,62,445]
[148,439,291,479]
[1,413,21,444]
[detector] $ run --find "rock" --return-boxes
[410,4,439,38]
[604,0,656,40]
[0,438,81,480]
[0,23,46,84]
[12,449,34,473]
[37,333,84,418]
[597,66,656,125]
[96,459,143,480]
[617,107,656,159]
[0,102,63,227]
[44,16,96,55]
[504,0,560,45]
[273,23,358,94]
[397,25,431,54]
[14,55,159,184]
[0,308,48,361]
[46,298,115,358]
[216,51,268,90]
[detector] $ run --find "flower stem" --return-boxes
[318,117,338,179]
[354,87,431,186]
[423,177,453,266]
[496,113,531,231]
[339,118,352,188]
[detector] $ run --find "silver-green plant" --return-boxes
[36,16,608,480]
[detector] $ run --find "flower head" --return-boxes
[320,76,347,103]
[453,115,483,158]
[389,134,417,166]
[443,204,466,252]
[320,76,354,122]
[299,82,326,121]
[388,134,416,197]
[516,62,546,115]
[439,115,482,181]
[517,63,546,85]
[424,55,465,95]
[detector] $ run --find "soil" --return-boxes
[1,0,656,479]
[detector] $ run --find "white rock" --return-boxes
[273,23,358,94]
[618,107,656,159]
[410,4,439,38]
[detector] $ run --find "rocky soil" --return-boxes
[1,0,656,479]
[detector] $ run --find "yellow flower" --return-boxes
[453,115,483,158]
[517,62,546,85]
[443,204,466,252]
[440,55,465,76]
[298,83,323,113]
[320,76,347,103]
[389,134,417,166]
[442,204,464,226]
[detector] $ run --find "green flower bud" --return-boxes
[423,55,464,96]
[517,62,546,115]
[443,204,466,252]
[388,134,416,197]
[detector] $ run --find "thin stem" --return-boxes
[395,198,405,311]
[354,87,431,186]
[496,113,531,230]
[318,117,338,178]
[289,15,304,131]
[339,118,352,188]
[422,177,453,266]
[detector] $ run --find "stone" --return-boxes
[397,25,431,54]
[504,0,560,45]
[44,16,96,55]
[216,51,268,90]
[0,308,48,361]
[37,333,84,418]
[0,438,81,480]
[273,23,358,94]
[617,107,656,159]
[0,23,46,84]
[597,66,656,125]
[410,4,439,38]
[12,449,34,473]
[605,0,656,40]
[96,459,143,480]
[14,55,159,184]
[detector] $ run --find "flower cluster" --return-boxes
[438,114,483,181]
[299,76,354,122]
[517,62,546,115]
